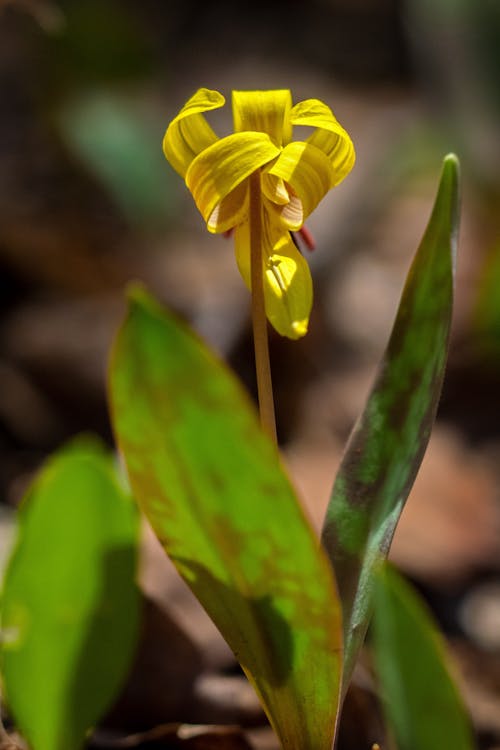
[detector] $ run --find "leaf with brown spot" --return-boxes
[109,289,342,750]
[321,155,460,692]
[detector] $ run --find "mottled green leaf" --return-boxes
[372,564,475,750]
[109,288,342,750]
[0,439,140,750]
[322,154,460,691]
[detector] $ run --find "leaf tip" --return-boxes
[125,281,152,310]
[443,152,459,166]
[441,153,461,273]
[124,282,167,325]
[442,152,460,184]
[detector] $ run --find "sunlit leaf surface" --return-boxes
[0,440,140,750]
[372,564,475,750]
[322,154,460,691]
[109,288,342,750]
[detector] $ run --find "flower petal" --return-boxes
[232,90,293,147]
[290,98,355,186]
[261,173,290,206]
[207,181,248,233]
[186,132,280,227]
[234,212,313,339]
[267,141,333,226]
[264,233,313,339]
[163,88,225,178]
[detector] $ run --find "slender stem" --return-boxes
[248,170,277,444]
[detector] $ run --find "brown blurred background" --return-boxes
[1,0,500,747]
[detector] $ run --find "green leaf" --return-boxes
[0,439,140,750]
[321,154,460,691]
[109,288,342,750]
[372,564,475,750]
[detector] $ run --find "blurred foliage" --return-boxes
[43,0,155,92]
[38,0,174,228]
[473,238,500,361]
[405,0,500,190]
[58,93,178,228]
[0,438,140,750]
[372,564,475,750]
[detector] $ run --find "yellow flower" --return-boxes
[163,88,355,339]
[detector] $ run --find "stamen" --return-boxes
[299,224,316,251]
[290,224,316,253]
[269,258,287,293]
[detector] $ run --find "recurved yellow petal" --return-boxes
[261,173,290,206]
[268,141,333,223]
[268,192,303,232]
[186,132,280,228]
[207,181,248,234]
[291,98,355,186]
[234,216,313,339]
[163,88,225,178]
[232,90,293,147]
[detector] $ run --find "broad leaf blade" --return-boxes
[109,289,342,750]
[372,565,475,750]
[0,439,140,750]
[322,154,460,690]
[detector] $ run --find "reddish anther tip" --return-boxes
[223,228,234,239]
[299,224,315,251]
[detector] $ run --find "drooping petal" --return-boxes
[234,212,313,339]
[186,132,280,228]
[264,232,313,339]
[163,88,225,178]
[261,173,290,206]
[232,90,293,147]
[290,98,355,186]
[267,141,333,226]
[266,193,303,232]
[207,181,248,234]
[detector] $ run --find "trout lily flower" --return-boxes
[163,88,355,339]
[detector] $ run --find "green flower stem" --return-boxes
[249,170,277,444]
